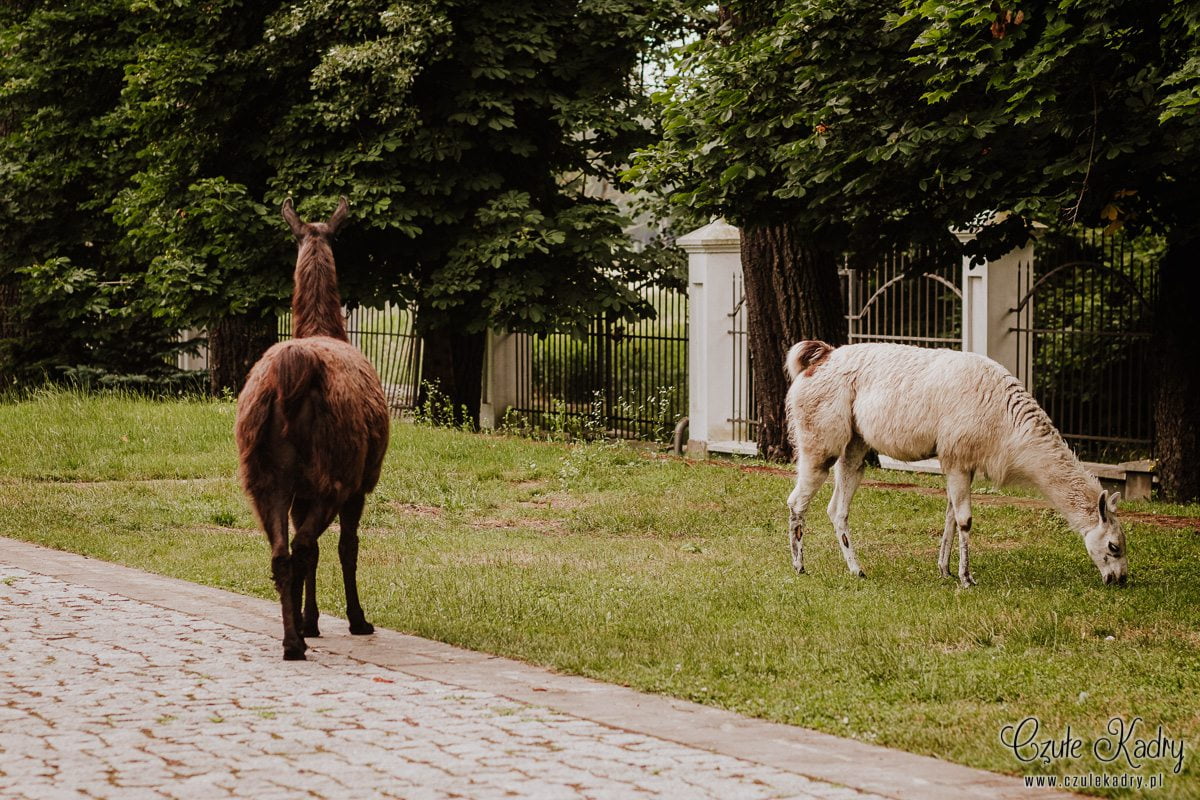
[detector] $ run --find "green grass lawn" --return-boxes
[2,390,1198,796]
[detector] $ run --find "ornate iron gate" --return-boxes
[842,248,962,348]
[1011,231,1157,462]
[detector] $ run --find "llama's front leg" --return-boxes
[787,459,829,575]
[339,493,374,635]
[946,470,976,587]
[828,445,868,578]
[938,500,955,579]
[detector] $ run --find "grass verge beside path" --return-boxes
[1,391,1198,797]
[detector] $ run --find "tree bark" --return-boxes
[208,311,277,397]
[417,326,486,427]
[741,221,847,462]
[1152,238,1200,502]
[0,283,20,382]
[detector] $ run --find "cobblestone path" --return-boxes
[0,566,876,800]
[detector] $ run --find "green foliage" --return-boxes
[632,0,975,255]
[263,0,698,337]
[413,380,475,431]
[895,0,1200,242]
[1,0,697,382]
[0,1,185,380]
[633,0,1200,255]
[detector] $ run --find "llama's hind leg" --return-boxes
[289,499,339,648]
[256,490,306,660]
[338,493,374,635]
[291,498,322,638]
[827,439,868,578]
[938,500,955,579]
[946,469,976,587]
[788,454,831,575]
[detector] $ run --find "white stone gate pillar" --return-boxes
[677,220,743,458]
[955,224,1036,385]
[480,329,520,429]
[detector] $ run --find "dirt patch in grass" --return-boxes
[391,502,444,518]
[516,492,582,511]
[866,480,922,491]
[471,516,568,536]
[735,464,792,477]
[1123,513,1200,532]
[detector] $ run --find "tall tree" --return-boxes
[262,0,691,422]
[633,0,964,460]
[3,1,693,408]
[0,1,186,383]
[637,0,1200,497]
[107,1,312,395]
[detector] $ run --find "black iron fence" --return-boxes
[263,229,1156,460]
[1011,230,1157,462]
[278,303,422,412]
[728,270,757,444]
[510,284,688,441]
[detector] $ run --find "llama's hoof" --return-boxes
[959,575,977,588]
[940,569,953,579]
[303,621,321,637]
[793,565,806,575]
[349,620,375,635]
[856,569,867,579]
[283,647,307,661]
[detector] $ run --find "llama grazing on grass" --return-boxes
[235,197,390,660]
[783,340,1128,588]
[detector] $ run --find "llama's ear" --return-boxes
[1107,491,1121,513]
[281,198,305,239]
[1098,490,1119,522]
[327,196,350,235]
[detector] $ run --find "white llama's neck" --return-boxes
[1030,441,1102,534]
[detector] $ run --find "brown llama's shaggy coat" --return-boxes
[235,197,389,660]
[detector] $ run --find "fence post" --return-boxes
[954,222,1035,384]
[677,219,742,458]
[480,329,520,430]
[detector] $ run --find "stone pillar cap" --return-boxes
[676,219,741,253]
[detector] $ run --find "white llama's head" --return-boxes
[1083,490,1127,586]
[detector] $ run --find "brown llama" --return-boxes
[235,197,389,660]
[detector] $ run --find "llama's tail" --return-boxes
[785,340,834,380]
[234,344,323,465]
[271,344,324,436]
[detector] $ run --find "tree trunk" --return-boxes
[741,221,847,462]
[1152,238,1200,502]
[208,311,277,397]
[417,326,486,427]
[0,283,19,382]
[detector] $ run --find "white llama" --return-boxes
[783,340,1129,587]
